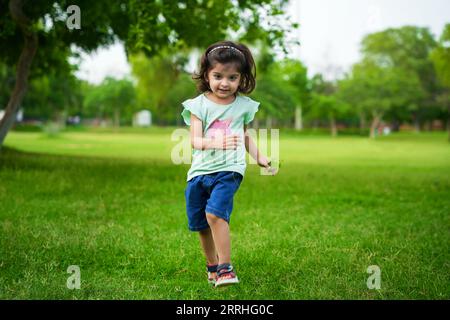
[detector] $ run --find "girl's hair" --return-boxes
[192,40,256,94]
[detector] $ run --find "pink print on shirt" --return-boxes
[206,118,232,138]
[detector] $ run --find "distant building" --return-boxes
[378,122,391,136]
[133,110,152,127]
[67,115,81,125]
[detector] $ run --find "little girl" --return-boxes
[181,40,275,287]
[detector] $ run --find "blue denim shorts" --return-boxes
[184,171,243,231]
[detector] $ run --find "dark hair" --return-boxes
[192,40,256,95]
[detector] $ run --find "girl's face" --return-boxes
[206,63,241,100]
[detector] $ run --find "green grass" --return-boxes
[0,129,449,299]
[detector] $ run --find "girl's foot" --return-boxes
[215,264,239,287]
[207,264,218,285]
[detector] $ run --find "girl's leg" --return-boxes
[205,213,231,265]
[198,227,219,266]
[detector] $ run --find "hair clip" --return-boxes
[207,45,245,57]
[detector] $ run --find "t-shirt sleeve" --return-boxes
[244,99,260,125]
[181,98,203,126]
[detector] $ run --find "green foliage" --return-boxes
[252,74,296,120]
[1,0,447,132]
[0,0,122,72]
[22,66,84,121]
[361,26,437,70]
[251,57,309,121]
[430,24,450,88]
[0,0,297,138]
[0,62,15,109]
[159,72,198,125]
[0,0,295,62]
[83,77,136,125]
[339,60,425,120]
[129,50,180,124]
[11,123,43,132]
[271,58,310,107]
[360,26,440,124]
[130,49,199,125]
[43,121,62,138]
[307,75,350,124]
[0,0,297,69]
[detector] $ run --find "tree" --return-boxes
[337,74,367,134]
[0,62,15,114]
[161,72,199,126]
[22,66,83,126]
[430,24,450,141]
[309,74,349,137]
[339,60,424,138]
[129,49,181,125]
[269,58,309,130]
[83,77,136,127]
[249,44,307,129]
[360,26,438,131]
[0,0,297,149]
[251,72,296,128]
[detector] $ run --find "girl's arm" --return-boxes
[190,114,240,150]
[244,124,270,168]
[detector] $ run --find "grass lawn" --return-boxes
[0,128,449,299]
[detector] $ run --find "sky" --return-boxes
[75,0,450,84]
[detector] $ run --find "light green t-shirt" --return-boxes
[181,93,260,182]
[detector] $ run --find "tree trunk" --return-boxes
[313,119,318,131]
[252,117,259,130]
[114,108,120,127]
[294,106,302,130]
[329,115,337,137]
[266,116,272,129]
[0,0,38,149]
[359,111,367,134]
[370,112,383,139]
[413,112,421,132]
[391,119,400,132]
[54,109,67,130]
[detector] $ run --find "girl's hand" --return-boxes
[257,155,271,168]
[211,134,241,150]
[258,156,279,175]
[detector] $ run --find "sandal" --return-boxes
[215,263,239,287]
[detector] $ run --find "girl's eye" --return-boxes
[214,76,238,80]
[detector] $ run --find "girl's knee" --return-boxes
[206,212,222,224]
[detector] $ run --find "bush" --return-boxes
[12,123,43,132]
[42,122,62,138]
